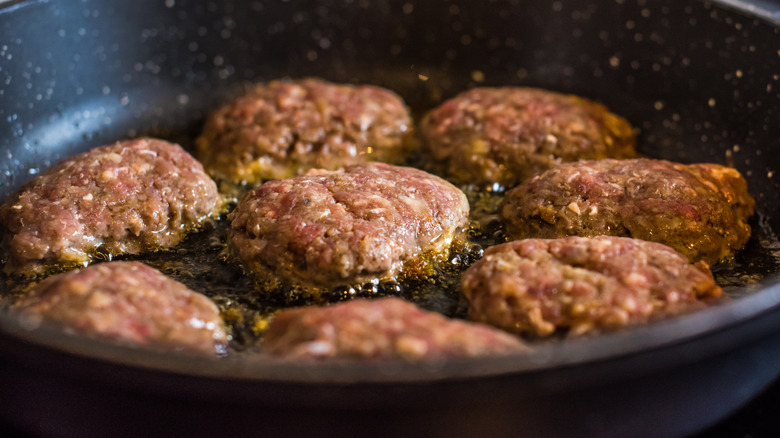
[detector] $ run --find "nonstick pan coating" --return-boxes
[1,0,780,437]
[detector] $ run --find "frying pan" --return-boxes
[1,0,780,437]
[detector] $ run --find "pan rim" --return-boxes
[709,0,780,25]
[2,274,780,384]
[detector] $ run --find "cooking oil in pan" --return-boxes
[1,185,779,352]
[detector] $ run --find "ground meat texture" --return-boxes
[228,162,469,291]
[262,297,527,361]
[13,261,228,356]
[501,158,755,265]
[196,78,413,188]
[419,87,636,187]
[461,236,723,337]
[0,138,222,275]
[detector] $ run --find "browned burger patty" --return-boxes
[196,78,413,188]
[0,138,222,275]
[461,236,723,337]
[14,261,228,356]
[262,297,527,361]
[500,158,755,265]
[419,87,636,187]
[227,162,469,291]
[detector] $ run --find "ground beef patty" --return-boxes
[14,261,228,356]
[262,297,527,361]
[196,78,413,188]
[0,138,222,275]
[228,162,469,291]
[419,87,636,187]
[462,236,723,337]
[501,158,755,265]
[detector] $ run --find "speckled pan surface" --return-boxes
[1,1,780,437]
[0,0,778,200]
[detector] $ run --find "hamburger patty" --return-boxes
[461,236,723,337]
[262,297,527,361]
[196,78,413,188]
[419,86,636,187]
[500,158,755,265]
[0,138,222,275]
[14,261,228,356]
[227,162,469,292]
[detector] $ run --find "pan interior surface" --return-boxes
[0,0,780,379]
[4,1,780,438]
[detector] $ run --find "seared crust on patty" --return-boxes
[419,87,636,186]
[500,158,755,265]
[14,261,228,356]
[196,78,413,188]
[227,162,469,292]
[0,138,222,275]
[263,297,527,361]
[461,236,723,337]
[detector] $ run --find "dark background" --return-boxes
[0,380,778,437]
[699,378,780,437]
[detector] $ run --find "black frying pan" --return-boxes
[2,0,780,437]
